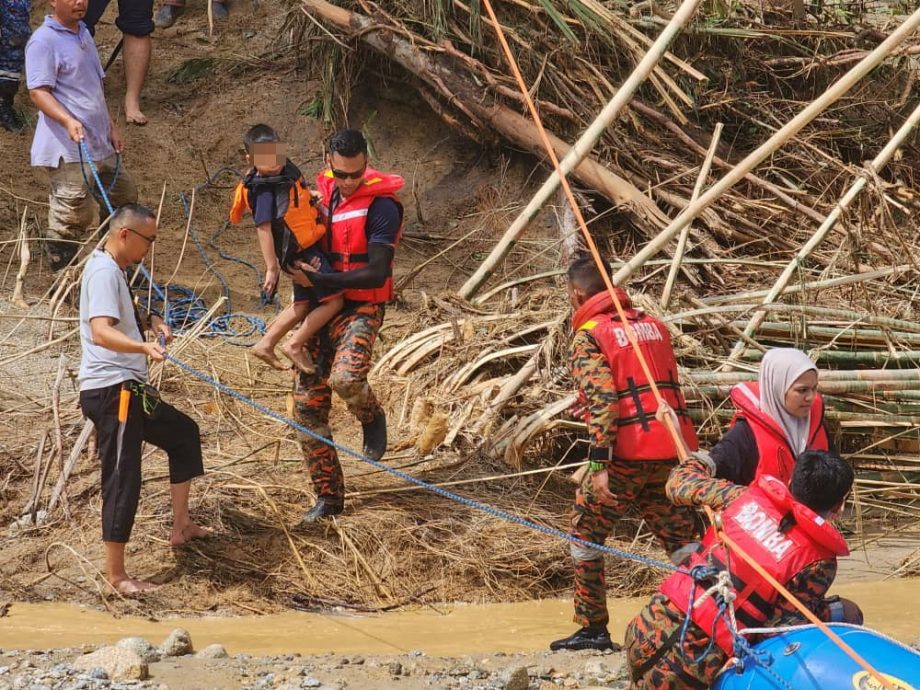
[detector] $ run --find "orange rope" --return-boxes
[476,3,897,688]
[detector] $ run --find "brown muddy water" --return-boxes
[1,579,917,656]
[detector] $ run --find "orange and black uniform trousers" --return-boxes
[80,381,203,542]
[570,460,701,627]
[293,302,384,503]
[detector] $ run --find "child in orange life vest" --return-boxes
[230,124,344,374]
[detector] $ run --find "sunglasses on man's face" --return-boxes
[331,165,367,180]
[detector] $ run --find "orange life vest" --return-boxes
[659,475,848,654]
[572,290,698,461]
[730,382,829,486]
[229,162,326,262]
[316,167,404,303]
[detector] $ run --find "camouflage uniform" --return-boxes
[293,302,384,503]
[568,328,701,628]
[0,0,30,88]
[625,457,837,689]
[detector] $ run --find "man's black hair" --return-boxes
[789,449,854,514]
[327,129,368,158]
[566,254,612,297]
[244,124,281,153]
[112,203,156,229]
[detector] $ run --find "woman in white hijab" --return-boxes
[709,348,831,486]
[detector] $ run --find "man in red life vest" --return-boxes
[288,129,403,524]
[625,448,863,689]
[550,256,702,652]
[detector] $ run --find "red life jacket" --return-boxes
[572,290,698,461]
[730,382,829,486]
[229,162,326,262]
[316,168,404,303]
[659,475,848,654]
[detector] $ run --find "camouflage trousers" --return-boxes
[0,0,30,86]
[43,155,138,253]
[569,460,701,627]
[293,302,384,502]
[625,594,727,689]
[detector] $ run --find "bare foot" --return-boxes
[170,522,214,547]
[282,342,316,375]
[125,102,148,126]
[108,578,158,595]
[251,342,287,370]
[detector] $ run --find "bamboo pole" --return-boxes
[660,123,722,308]
[723,98,920,368]
[736,349,920,365]
[689,368,920,384]
[611,7,920,288]
[697,265,911,305]
[456,0,706,299]
[667,302,920,334]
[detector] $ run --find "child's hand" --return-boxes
[294,259,319,274]
[263,266,279,296]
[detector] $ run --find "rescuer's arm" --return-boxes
[304,244,394,289]
[666,455,746,511]
[571,329,620,504]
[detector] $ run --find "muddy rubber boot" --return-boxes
[154,3,184,28]
[362,410,387,461]
[0,83,23,133]
[549,625,618,652]
[297,497,344,526]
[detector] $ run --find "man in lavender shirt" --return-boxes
[26,0,138,271]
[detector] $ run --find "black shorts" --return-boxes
[290,244,342,306]
[84,0,155,37]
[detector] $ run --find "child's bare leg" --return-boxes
[252,303,307,369]
[282,296,344,374]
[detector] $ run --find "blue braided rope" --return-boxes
[164,350,680,573]
[79,140,166,304]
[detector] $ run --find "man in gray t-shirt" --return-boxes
[79,203,211,595]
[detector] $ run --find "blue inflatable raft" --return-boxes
[714,624,920,690]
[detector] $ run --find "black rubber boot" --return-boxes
[153,3,184,28]
[362,410,387,461]
[298,497,344,526]
[45,241,78,273]
[0,82,23,133]
[549,625,618,652]
[211,1,229,20]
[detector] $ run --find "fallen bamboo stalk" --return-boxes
[660,123,722,308]
[47,420,94,515]
[723,98,920,367]
[453,0,705,299]
[11,209,31,309]
[690,368,920,383]
[697,265,912,305]
[611,7,920,287]
[736,349,920,366]
[721,322,920,347]
[692,381,920,397]
[0,328,79,369]
[346,460,585,498]
[666,303,920,334]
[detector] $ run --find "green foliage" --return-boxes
[299,96,325,120]
[166,57,217,85]
[537,0,577,43]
